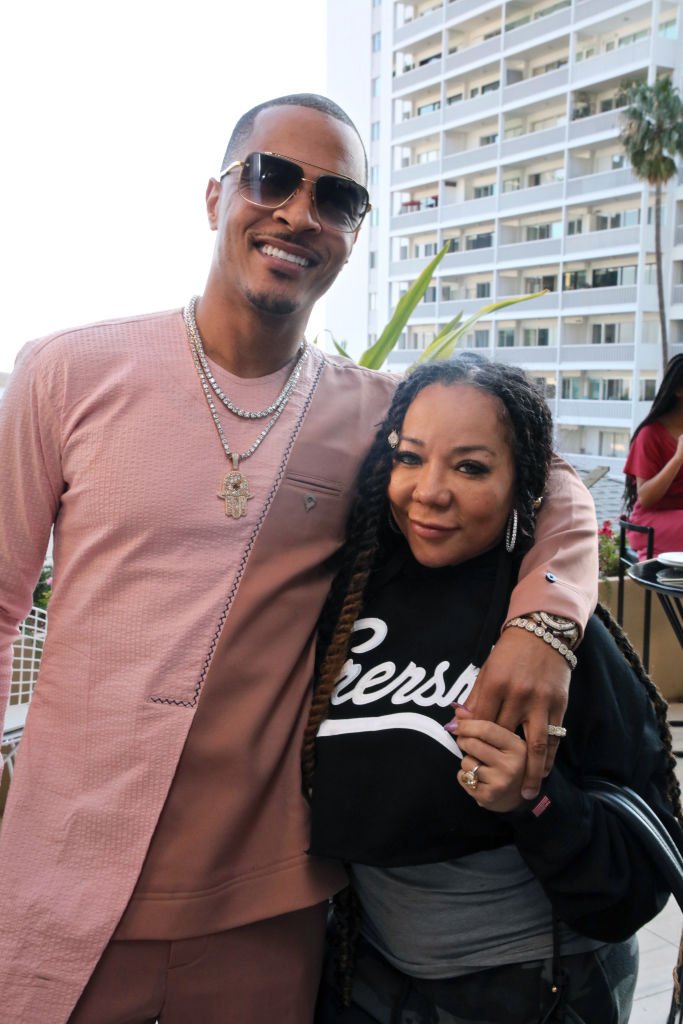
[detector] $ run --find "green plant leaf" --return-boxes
[358,243,450,368]
[413,291,547,364]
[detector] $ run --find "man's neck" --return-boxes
[193,293,308,379]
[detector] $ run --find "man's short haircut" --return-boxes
[220,93,368,182]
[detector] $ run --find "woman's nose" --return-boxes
[413,466,450,506]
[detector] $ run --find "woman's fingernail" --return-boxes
[451,702,467,709]
[444,720,459,733]
[522,788,538,801]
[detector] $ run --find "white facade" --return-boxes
[327,0,683,473]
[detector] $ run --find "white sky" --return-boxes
[0,1,331,372]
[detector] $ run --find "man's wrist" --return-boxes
[527,611,579,650]
[504,613,578,670]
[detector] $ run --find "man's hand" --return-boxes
[465,627,570,800]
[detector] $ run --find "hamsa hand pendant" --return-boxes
[217,468,253,519]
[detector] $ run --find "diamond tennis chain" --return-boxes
[184,297,308,519]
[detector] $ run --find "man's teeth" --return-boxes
[261,244,310,267]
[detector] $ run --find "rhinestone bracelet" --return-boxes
[504,616,578,670]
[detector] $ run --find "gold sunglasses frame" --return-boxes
[218,151,371,232]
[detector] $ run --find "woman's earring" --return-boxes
[388,430,399,449]
[505,508,518,553]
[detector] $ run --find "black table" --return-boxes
[628,559,683,649]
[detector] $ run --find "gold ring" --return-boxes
[461,764,480,789]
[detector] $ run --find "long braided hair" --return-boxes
[623,353,683,514]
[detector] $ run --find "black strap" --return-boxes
[585,778,683,1021]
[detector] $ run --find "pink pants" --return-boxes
[68,902,328,1024]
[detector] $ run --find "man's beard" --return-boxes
[245,287,297,316]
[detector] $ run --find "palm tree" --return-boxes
[620,76,683,368]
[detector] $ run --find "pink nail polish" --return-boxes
[444,720,458,733]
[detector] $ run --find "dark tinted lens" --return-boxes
[241,154,302,207]
[316,175,369,231]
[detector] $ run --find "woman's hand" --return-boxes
[447,706,528,813]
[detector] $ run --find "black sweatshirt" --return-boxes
[310,545,681,942]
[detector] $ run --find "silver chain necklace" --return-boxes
[183,297,308,519]
[185,296,307,419]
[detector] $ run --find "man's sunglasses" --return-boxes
[219,151,370,233]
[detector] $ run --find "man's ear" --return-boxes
[206,178,221,230]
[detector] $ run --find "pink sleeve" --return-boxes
[0,342,63,727]
[507,454,598,639]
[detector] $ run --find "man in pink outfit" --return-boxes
[0,95,597,1023]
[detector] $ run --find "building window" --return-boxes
[564,270,588,290]
[466,232,493,250]
[371,77,381,97]
[481,80,500,94]
[371,121,380,141]
[604,379,629,400]
[523,327,550,346]
[497,328,515,347]
[479,133,498,146]
[640,378,657,401]
[369,250,377,269]
[474,329,489,348]
[370,165,380,185]
[561,377,580,399]
[372,32,381,52]
[592,323,618,344]
[599,431,629,458]
[473,184,495,198]
[368,292,377,311]
[567,218,582,235]
[476,282,491,298]
[370,209,379,226]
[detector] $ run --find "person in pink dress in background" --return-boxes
[623,354,683,558]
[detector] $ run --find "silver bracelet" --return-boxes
[504,616,578,670]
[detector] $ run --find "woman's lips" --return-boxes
[409,520,457,540]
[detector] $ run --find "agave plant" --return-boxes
[328,243,545,370]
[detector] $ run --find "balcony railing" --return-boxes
[503,66,569,106]
[497,237,563,262]
[494,346,558,363]
[498,181,565,211]
[444,34,502,76]
[502,5,571,48]
[571,39,652,86]
[567,108,622,142]
[395,6,445,47]
[563,225,641,255]
[440,142,498,176]
[557,399,633,420]
[393,54,444,94]
[560,343,635,363]
[500,124,566,159]
[565,167,638,198]
[561,285,638,308]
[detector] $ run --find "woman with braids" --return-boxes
[623,353,683,558]
[303,355,682,1024]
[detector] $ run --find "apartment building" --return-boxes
[327,0,683,473]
